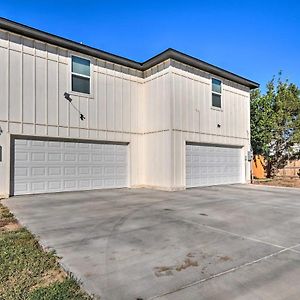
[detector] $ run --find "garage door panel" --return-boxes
[14,139,128,195]
[64,180,76,189]
[92,167,103,175]
[78,154,89,162]
[65,142,76,149]
[15,152,28,162]
[31,140,44,147]
[78,167,90,175]
[31,152,46,162]
[48,181,61,190]
[15,182,29,194]
[48,141,61,148]
[104,154,114,162]
[48,167,61,176]
[64,153,76,162]
[64,167,76,176]
[31,167,46,176]
[15,167,28,177]
[15,139,28,146]
[78,180,90,188]
[32,182,46,192]
[48,153,61,161]
[186,144,243,187]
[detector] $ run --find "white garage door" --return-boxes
[186,143,243,187]
[13,139,128,195]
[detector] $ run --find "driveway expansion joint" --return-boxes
[171,216,296,252]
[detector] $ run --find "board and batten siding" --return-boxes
[0,29,144,195]
[169,67,251,188]
[141,69,173,189]
[0,28,252,196]
[0,30,143,137]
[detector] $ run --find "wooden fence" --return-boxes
[252,155,300,179]
[252,155,265,179]
[277,160,300,178]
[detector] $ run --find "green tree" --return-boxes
[251,74,300,178]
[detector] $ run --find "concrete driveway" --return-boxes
[2,185,300,300]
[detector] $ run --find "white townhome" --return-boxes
[0,18,258,197]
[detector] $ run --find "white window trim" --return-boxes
[69,54,93,98]
[211,77,222,110]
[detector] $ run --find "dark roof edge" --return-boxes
[0,17,259,89]
[0,17,142,69]
[144,49,259,89]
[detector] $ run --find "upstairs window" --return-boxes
[212,78,222,108]
[71,56,90,94]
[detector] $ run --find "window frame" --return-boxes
[211,77,222,110]
[69,54,93,97]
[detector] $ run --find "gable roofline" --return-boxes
[0,17,259,89]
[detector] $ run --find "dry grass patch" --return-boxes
[29,268,67,291]
[254,178,300,188]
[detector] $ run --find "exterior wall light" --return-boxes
[64,92,85,121]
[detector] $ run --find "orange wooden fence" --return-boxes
[252,155,265,179]
[252,155,300,179]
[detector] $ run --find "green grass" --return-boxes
[0,203,93,300]
[28,278,91,300]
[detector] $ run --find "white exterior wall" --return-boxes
[141,69,173,190]
[0,30,144,197]
[0,29,252,196]
[170,67,251,189]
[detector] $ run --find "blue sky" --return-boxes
[1,0,300,90]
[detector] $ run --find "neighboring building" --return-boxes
[0,17,259,197]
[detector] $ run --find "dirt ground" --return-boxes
[254,177,300,188]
